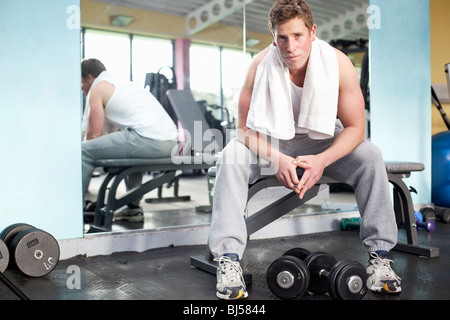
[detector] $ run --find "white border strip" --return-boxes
[57,211,360,260]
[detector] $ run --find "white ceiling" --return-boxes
[95,0,370,41]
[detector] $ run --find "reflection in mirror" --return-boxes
[80,0,369,234]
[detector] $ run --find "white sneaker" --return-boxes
[366,252,402,293]
[214,255,248,300]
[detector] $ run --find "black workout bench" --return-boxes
[191,161,439,277]
[90,156,217,232]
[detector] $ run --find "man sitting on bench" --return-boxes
[81,58,178,222]
[208,0,401,300]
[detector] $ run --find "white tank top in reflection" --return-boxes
[88,71,178,141]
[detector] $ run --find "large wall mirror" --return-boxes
[81,0,370,234]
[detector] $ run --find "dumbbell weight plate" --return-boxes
[10,228,60,277]
[419,207,436,222]
[435,206,450,224]
[0,223,35,270]
[282,247,311,261]
[0,223,35,247]
[266,256,310,299]
[303,251,337,294]
[328,260,368,300]
[0,239,10,273]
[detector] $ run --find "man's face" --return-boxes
[271,17,316,72]
[81,74,94,95]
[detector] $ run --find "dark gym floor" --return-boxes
[0,219,448,302]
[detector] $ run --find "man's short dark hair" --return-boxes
[81,58,106,80]
[268,0,314,33]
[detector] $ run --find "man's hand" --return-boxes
[274,153,312,195]
[292,154,327,199]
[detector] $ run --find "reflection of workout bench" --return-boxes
[91,156,216,231]
[89,89,221,232]
[191,161,439,276]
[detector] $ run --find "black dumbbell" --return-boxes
[266,248,311,299]
[282,247,311,261]
[0,223,60,277]
[303,251,368,300]
[435,206,450,224]
[0,238,29,300]
[419,207,437,222]
[0,223,35,269]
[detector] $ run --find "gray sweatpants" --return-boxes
[208,123,398,258]
[82,128,177,206]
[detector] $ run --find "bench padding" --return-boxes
[95,155,217,171]
[384,161,424,174]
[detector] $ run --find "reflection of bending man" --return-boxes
[81,58,178,221]
[208,0,401,300]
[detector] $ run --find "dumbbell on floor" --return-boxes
[266,248,368,300]
[0,232,29,300]
[419,207,436,222]
[265,248,311,300]
[420,206,450,223]
[415,210,436,232]
[0,236,29,300]
[303,251,368,300]
[340,217,361,231]
[436,206,450,223]
[0,223,60,300]
[415,218,436,232]
[0,223,60,278]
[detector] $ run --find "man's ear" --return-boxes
[310,24,317,41]
[271,32,277,46]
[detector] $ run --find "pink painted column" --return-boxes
[174,38,191,148]
[174,38,191,90]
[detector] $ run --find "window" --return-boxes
[132,36,173,87]
[190,44,253,121]
[82,29,252,123]
[189,44,221,106]
[221,48,253,120]
[83,29,131,81]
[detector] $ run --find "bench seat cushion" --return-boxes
[384,161,424,174]
[95,155,218,170]
[207,161,424,178]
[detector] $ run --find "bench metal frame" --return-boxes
[90,156,216,232]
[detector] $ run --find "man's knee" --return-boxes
[352,141,384,167]
[219,138,256,166]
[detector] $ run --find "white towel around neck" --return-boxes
[246,38,339,140]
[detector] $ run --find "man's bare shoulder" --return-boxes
[333,47,360,91]
[90,80,114,98]
[89,80,115,107]
[250,46,272,69]
[92,80,114,92]
[333,48,352,66]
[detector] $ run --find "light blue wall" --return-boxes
[369,0,431,204]
[0,1,83,239]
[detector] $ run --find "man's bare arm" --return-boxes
[86,81,114,140]
[237,46,304,190]
[294,49,366,198]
